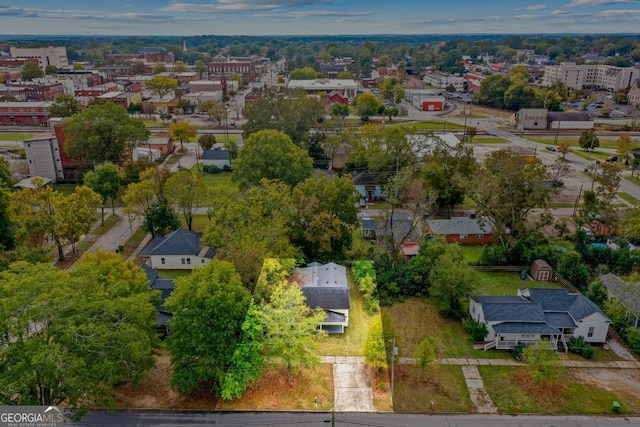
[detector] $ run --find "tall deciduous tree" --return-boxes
[198,134,217,151]
[10,183,100,261]
[146,76,178,99]
[242,87,325,146]
[0,187,14,251]
[64,102,150,167]
[165,261,251,394]
[363,317,387,387]
[83,162,125,224]
[0,253,159,414]
[421,139,476,216]
[49,94,81,117]
[232,129,313,190]
[152,62,167,74]
[169,120,198,151]
[204,180,297,287]
[21,62,43,80]
[165,170,206,231]
[131,61,147,75]
[194,60,208,78]
[578,129,600,151]
[429,244,478,319]
[291,175,358,261]
[220,300,264,400]
[469,149,552,252]
[355,92,381,121]
[289,66,318,80]
[261,282,326,382]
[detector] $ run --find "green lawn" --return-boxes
[0,133,35,141]
[573,149,613,161]
[528,137,630,150]
[479,366,640,414]
[617,192,638,206]
[394,121,465,131]
[394,365,472,413]
[179,214,210,233]
[52,183,79,195]
[460,245,484,264]
[382,298,511,360]
[143,119,168,128]
[476,272,559,296]
[121,227,149,261]
[92,213,121,235]
[318,271,380,356]
[471,137,509,144]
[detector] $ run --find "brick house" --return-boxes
[424,217,494,245]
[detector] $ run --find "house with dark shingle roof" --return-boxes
[600,272,640,329]
[202,149,231,168]
[361,212,421,244]
[425,217,494,245]
[142,263,175,334]
[470,288,610,351]
[293,262,350,334]
[141,229,216,270]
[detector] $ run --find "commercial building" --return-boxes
[542,63,638,92]
[9,46,69,69]
[423,70,465,91]
[288,79,358,100]
[0,101,52,126]
[23,133,64,182]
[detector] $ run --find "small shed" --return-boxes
[531,259,553,282]
[202,149,231,168]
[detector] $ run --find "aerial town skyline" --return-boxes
[0,0,639,36]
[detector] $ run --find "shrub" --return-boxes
[415,337,436,369]
[623,327,640,354]
[462,319,489,342]
[567,336,594,359]
[511,343,527,362]
[203,164,221,174]
[222,164,232,172]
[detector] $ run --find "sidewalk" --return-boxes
[398,357,640,369]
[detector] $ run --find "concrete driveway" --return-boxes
[332,357,375,412]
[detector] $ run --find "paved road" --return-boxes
[69,410,640,426]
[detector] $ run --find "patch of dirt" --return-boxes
[513,369,567,406]
[573,368,640,397]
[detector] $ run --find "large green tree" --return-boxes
[146,76,178,98]
[169,120,198,151]
[21,62,43,80]
[469,149,552,252]
[476,74,511,109]
[242,87,325,146]
[83,162,125,224]
[50,94,81,117]
[289,66,318,80]
[64,102,150,167]
[165,170,207,231]
[232,129,313,190]
[165,261,251,394]
[355,92,381,121]
[578,129,600,151]
[291,175,358,261]
[0,252,159,414]
[421,139,476,216]
[261,282,326,382]
[10,183,100,261]
[204,180,297,287]
[429,244,478,319]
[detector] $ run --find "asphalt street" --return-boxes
[68,410,640,427]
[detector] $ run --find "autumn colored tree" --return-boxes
[169,120,198,151]
[146,76,178,98]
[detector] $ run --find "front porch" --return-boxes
[483,333,568,352]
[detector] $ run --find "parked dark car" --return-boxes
[545,146,557,152]
[606,156,618,162]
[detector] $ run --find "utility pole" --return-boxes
[389,336,398,407]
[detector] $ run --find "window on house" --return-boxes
[587,327,594,338]
[181,258,185,264]
[476,234,483,239]
[186,258,191,265]
[201,259,205,264]
[460,234,468,239]
[161,258,165,265]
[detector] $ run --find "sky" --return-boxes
[0,1,639,36]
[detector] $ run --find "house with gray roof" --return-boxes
[470,288,610,351]
[293,262,350,334]
[142,263,175,334]
[141,229,216,270]
[425,217,494,245]
[361,212,421,244]
[600,272,640,329]
[202,149,231,168]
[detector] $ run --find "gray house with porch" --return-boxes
[600,272,640,329]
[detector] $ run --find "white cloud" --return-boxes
[598,8,640,15]
[566,0,637,7]
[524,4,547,10]
[162,0,329,13]
[255,9,371,18]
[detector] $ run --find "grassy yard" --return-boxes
[382,298,510,360]
[394,121,465,131]
[471,137,509,144]
[0,133,35,141]
[528,137,629,151]
[318,272,380,356]
[475,272,559,296]
[120,227,149,261]
[115,351,334,411]
[393,365,472,413]
[460,245,484,264]
[156,269,192,279]
[52,183,79,195]
[178,214,210,233]
[143,119,168,128]
[479,366,640,414]
[573,149,613,161]
[617,192,638,206]
[564,347,624,362]
[92,213,121,236]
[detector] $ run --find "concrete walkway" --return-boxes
[320,356,375,412]
[461,365,497,414]
[398,357,640,369]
